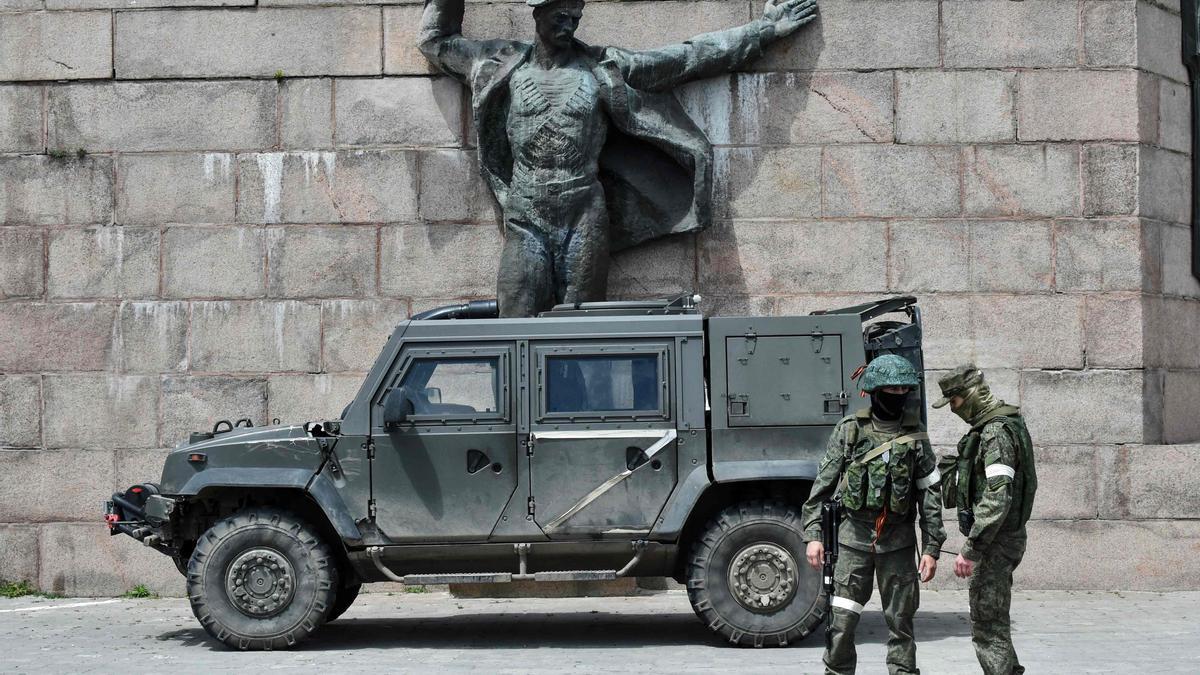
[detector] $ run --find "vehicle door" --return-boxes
[527,341,678,539]
[370,343,517,542]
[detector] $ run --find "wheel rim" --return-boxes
[727,542,799,613]
[225,547,296,619]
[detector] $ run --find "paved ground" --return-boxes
[1,590,1198,673]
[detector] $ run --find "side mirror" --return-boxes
[382,387,415,430]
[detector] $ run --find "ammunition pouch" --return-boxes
[937,454,959,510]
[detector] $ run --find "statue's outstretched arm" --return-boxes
[616,0,817,91]
[418,0,484,80]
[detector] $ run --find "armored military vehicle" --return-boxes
[106,295,926,650]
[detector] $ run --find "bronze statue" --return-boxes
[420,0,820,316]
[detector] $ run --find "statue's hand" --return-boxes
[763,0,818,38]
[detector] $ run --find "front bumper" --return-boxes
[105,484,175,554]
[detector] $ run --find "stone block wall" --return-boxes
[0,0,1197,595]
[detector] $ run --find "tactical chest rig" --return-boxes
[938,406,1038,536]
[836,409,928,521]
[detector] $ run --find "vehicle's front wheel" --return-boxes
[685,500,825,647]
[187,507,337,650]
[327,579,362,623]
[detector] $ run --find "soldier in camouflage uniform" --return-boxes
[803,354,946,675]
[933,365,1037,675]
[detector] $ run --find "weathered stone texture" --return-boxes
[943,0,1078,68]
[1055,219,1145,292]
[1163,373,1200,444]
[896,71,1015,144]
[189,301,321,373]
[1158,79,1191,154]
[699,220,887,295]
[39,523,182,597]
[49,81,276,152]
[321,299,408,372]
[334,77,464,147]
[1083,0,1137,67]
[968,221,1054,292]
[1014,520,1200,591]
[0,155,114,226]
[1021,370,1148,444]
[1031,446,1103,520]
[380,224,503,298]
[889,221,969,292]
[1083,145,1139,217]
[0,228,44,300]
[47,227,159,299]
[0,450,115,523]
[42,375,158,449]
[418,150,498,223]
[1084,295,1145,369]
[609,236,697,299]
[116,153,236,225]
[1101,444,1200,519]
[0,85,43,153]
[0,375,41,448]
[964,145,1080,218]
[1139,146,1191,225]
[1159,225,1200,298]
[281,78,333,149]
[0,525,39,586]
[383,6,438,75]
[160,376,266,446]
[715,146,822,220]
[1017,70,1141,142]
[824,145,960,218]
[115,8,382,79]
[118,302,189,373]
[162,226,265,300]
[237,151,419,224]
[0,303,116,372]
[268,374,363,423]
[759,0,939,70]
[970,295,1084,369]
[0,11,112,81]
[1137,1,1188,83]
[267,226,377,298]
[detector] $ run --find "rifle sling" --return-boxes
[836,432,930,495]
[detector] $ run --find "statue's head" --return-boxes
[529,0,585,49]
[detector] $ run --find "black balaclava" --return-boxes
[871,389,909,421]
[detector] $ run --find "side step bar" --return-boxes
[367,541,647,585]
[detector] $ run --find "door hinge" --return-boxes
[527,496,536,517]
[366,439,376,460]
[368,498,377,520]
[524,436,535,457]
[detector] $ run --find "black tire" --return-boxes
[187,507,338,650]
[685,500,826,647]
[326,580,362,623]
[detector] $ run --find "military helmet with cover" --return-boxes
[932,364,985,409]
[859,354,920,393]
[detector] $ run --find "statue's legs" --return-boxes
[497,178,609,317]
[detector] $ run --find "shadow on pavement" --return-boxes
[156,609,972,651]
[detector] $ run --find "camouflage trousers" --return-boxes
[968,538,1027,675]
[824,545,920,675]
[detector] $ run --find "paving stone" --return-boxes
[963,145,1080,218]
[379,223,502,299]
[1083,144,1139,217]
[189,300,321,373]
[281,78,333,149]
[896,71,1015,144]
[418,150,499,223]
[758,0,939,70]
[160,376,267,447]
[1054,219,1145,292]
[49,81,276,153]
[322,299,408,373]
[1017,70,1141,142]
[43,375,158,449]
[0,85,43,153]
[889,221,970,293]
[237,150,419,224]
[0,11,112,81]
[162,226,265,299]
[268,374,364,424]
[0,155,114,226]
[47,227,159,299]
[39,522,183,597]
[266,226,377,298]
[116,153,236,225]
[0,375,41,448]
[714,146,821,220]
[698,220,887,296]
[0,303,116,372]
[0,450,115,523]
[943,0,1078,68]
[1021,369,1148,444]
[0,228,44,300]
[118,301,189,373]
[969,221,1054,292]
[823,145,960,218]
[334,77,464,147]
[115,8,381,78]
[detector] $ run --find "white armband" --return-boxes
[985,464,1016,479]
[915,466,941,490]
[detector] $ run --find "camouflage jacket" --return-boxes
[957,410,1035,561]
[802,409,947,557]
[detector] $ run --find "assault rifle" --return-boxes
[821,498,841,650]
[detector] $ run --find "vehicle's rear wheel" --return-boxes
[327,579,362,622]
[187,507,337,650]
[685,500,825,647]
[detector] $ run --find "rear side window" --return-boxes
[546,354,660,414]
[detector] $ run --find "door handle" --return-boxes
[467,449,490,474]
[626,446,649,471]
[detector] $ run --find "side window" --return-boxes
[545,353,662,416]
[399,357,499,415]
